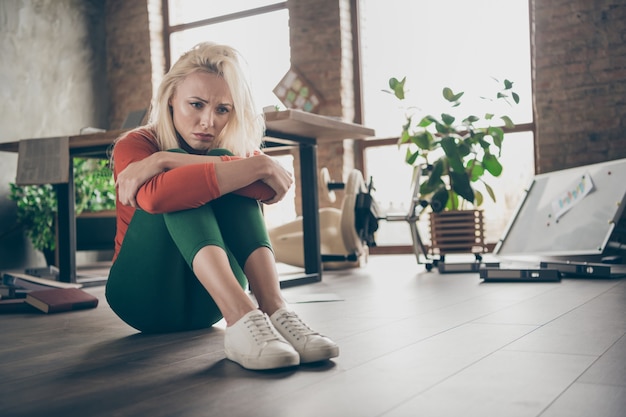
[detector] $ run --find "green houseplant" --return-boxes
[8,158,116,264]
[386,76,519,255]
[387,76,519,213]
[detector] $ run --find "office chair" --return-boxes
[268,168,372,270]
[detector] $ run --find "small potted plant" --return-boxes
[8,158,116,265]
[386,76,519,254]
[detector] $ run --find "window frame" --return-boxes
[162,1,288,71]
[351,0,536,253]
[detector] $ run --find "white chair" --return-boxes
[269,168,369,270]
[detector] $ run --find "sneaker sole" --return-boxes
[225,348,300,370]
[299,344,340,364]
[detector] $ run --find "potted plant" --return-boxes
[386,76,519,254]
[8,158,116,265]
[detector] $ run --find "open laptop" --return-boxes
[121,109,148,129]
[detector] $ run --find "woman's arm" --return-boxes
[114,133,291,212]
[115,151,223,207]
[214,154,293,205]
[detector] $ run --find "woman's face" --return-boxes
[169,71,233,152]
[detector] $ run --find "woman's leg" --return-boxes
[161,201,259,326]
[209,191,340,364]
[243,247,285,316]
[108,202,298,369]
[207,191,284,315]
[106,208,238,333]
[190,246,257,325]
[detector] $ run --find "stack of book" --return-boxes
[0,271,98,314]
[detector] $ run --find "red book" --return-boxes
[25,288,99,314]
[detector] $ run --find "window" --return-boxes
[359,0,534,247]
[165,1,290,113]
[164,1,295,228]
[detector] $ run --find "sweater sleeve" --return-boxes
[113,130,275,214]
[218,154,276,202]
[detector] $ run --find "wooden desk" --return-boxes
[264,110,375,286]
[0,110,375,287]
[1,129,124,285]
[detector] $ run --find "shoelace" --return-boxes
[245,313,281,345]
[276,311,317,340]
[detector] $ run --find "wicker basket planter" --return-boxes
[429,209,487,255]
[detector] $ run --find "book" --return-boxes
[0,278,54,299]
[1,284,29,299]
[25,288,98,314]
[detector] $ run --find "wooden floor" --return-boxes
[1,254,625,417]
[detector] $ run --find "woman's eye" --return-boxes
[217,106,230,114]
[190,102,203,109]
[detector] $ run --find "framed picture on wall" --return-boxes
[273,66,323,113]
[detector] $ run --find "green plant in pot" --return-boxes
[386,76,519,213]
[8,158,116,265]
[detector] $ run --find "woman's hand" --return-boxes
[116,153,164,207]
[256,154,294,205]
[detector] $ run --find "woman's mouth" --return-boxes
[193,133,214,141]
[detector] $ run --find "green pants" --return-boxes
[106,149,271,333]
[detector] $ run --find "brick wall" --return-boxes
[533,0,626,173]
[105,0,154,130]
[287,0,357,211]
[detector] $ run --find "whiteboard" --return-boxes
[495,158,626,256]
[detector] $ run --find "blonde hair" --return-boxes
[148,42,264,156]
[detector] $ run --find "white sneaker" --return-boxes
[224,309,300,370]
[270,308,339,363]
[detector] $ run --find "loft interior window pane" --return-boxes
[360,0,532,137]
[168,0,285,26]
[360,0,534,245]
[169,10,290,111]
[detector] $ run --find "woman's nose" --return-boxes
[200,111,214,128]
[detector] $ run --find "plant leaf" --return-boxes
[449,170,475,203]
[484,181,497,202]
[446,191,460,211]
[441,113,455,126]
[430,186,449,213]
[440,137,465,173]
[500,115,515,129]
[418,115,436,127]
[399,129,411,144]
[488,126,505,148]
[427,159,445,188]
[389,77,406,100]
[412,132,432,150]
[483,153,503,177]
[405,148,419,165]
[463,115,479,124]
[442,87,464,103]
[457,141,471,157]
[475,189,484,206]
[468,160,484,181]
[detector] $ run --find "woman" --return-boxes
[106,42,338,370]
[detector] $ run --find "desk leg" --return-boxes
[55,162,77,283]
[279,142,322,288]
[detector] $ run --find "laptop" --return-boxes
[121,109,148,129]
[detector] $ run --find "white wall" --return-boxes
[0,0,108,269]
